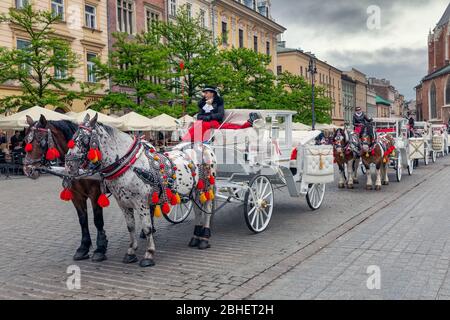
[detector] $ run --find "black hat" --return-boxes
[355,107,362,111]
[202,85,219,95]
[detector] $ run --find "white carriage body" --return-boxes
[409,138,426,160]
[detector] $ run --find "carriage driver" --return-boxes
[182,85,262,142]
[353,106,373,135]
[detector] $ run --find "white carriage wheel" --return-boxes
[163,196,193,224]
[407,159,413,175]
[396,153,402,182]
[424,150,429,166]
[306,183,326,211]
[244,175,274,234]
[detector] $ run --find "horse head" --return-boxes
[359,123,375,155]
[332,128,347,154]
[23,114,73,179]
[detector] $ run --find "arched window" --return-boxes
[446,77,450,105]
[430,82,437,119]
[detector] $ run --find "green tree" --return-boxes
[92,28,173,113]
[0,5,90,112]
[276,72,333,125]
[220,48,276,109]
[157,5,224,106]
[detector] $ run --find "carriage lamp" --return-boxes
[308,57,318,130]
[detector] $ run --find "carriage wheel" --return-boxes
[396,154,402,182]
[163,196,193,224]
[306,183,326,211]
[424,150,429,166]
[407,159,413,175]
[244,175,274,234]
[431,151,437,163]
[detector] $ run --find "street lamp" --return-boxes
[308,56,318,130]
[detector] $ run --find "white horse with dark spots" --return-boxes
[65,114,217,267]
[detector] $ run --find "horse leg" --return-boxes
[338,164,346,188]
[188,202,204,248]
[375,166,382,191]
[365,164,373,190]
[384,163,390,185]
[91,201,108,262]
[121,207,138,264]
[198,201,213,250]
[353,158,360,184]
[139,208,156,267]
[347,160,354,189]
[72,197,92,261]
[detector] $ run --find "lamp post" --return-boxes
[308,56,317,130]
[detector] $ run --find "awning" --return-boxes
[118,112,155,131]
[73,109,122,127]
[149,113,178,131]
[0,106,73,130]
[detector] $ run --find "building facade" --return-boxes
[341,74,356,126]
[166,0,212,29]
[366,86,377,119]
[416,3,450,123]
[367,77,397,117]
[277,44,343,125]
[0,0,110,112]
[343,69,367,116]
[375,95,391,118]
[212,0,285,73]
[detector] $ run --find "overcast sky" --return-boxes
[271,0,450,100]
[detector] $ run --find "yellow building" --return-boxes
[277,43,344,125]
[0,0,109,113]
[211,0,286,73]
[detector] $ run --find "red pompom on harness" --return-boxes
[97,194,110,208]
[67,139,75,149]
[46,148,60,161]
[60,188,73,201]
[25,143,33,153]
[87,148,102,163]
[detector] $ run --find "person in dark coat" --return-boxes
[182,85,261,142]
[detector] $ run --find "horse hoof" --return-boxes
[338,184,345,189]
[73,249,90,261]
[91,252,107,262]
[123,254,138,264]
[347,184,354,189]
[375,186,381,191]
[188,237,200,248]
[198,240,211,250]
[139,259,155,268]
[140,230,146,239]
[366,186,373,191]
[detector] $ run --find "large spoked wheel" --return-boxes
[306,183,326,211]
[244,175,274,234]
[163,196,193,224]
[396,154,402,182]
[407,159,414,175]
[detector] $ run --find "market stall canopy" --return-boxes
[73,109,121,127]
[178,114,195,127]
[149,113,178,131]
[0,106,73,130]
[292,122,312,131]
[315,123,341,131]
[118,112,155,131]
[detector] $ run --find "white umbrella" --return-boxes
[178,114,194,127]
[315,123,341,131]
[149,113,178,131]
[73,109,121,127]
[0,106,73,129]
[118,111,155,131]
[292,122,312,131]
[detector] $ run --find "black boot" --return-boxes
[248,112,262,126]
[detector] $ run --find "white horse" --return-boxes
[65,114,216,267]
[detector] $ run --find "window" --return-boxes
[117,0,134,34]
[17,39,31,73]
[170,0,177,16]
[51,0,65,20]
[277,65,282,75]
[222,22,228,45]
[446,77,450,105]
[15,0,28,9]
[430,82,437,119]
[200,9,206,28]
[87,53,97,83]
[85,4,96,29]
[146,8,160,31]
[253,36,258,52]
[300,66,303,76]
[238,29,244,48]
[266,41,270,56]
[186,3,192,20]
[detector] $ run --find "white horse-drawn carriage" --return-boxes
[371,118,414,182]
[410,121,435,166]
[167,110,335,233]
[430,124,449,158]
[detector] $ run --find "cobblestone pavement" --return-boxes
[0,156,448,300]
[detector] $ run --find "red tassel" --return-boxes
[87,149,102,163]
[60,188,73,202]
[371,149,376,156]
[205,190,211,200]
[46,148,59,161]
[87,149,97,161]
[209,175,215,185]
[166,188,173,199]
[197,179,205,190]
[25,143,33,153]
[67,140,75,149]
[162,202,171,215]
[170,194,178,206]
[151,192,159,204]
[160,164,165,169]
[97,194,110,208]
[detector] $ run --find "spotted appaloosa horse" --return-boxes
[332,128,361,189]
[65,114,217,267]
[23,115,108,262]
[359,124,395,190]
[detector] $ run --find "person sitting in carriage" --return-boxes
[353,106,373,135]
[182,85,262,142]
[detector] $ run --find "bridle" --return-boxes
[65,124,97,170]
[23,124,58,166]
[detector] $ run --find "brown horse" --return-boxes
[23,115,108,262]
[332,128,360,189]
[359,124,394,190]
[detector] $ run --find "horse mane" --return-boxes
[360,123,375,139]
[96,122,115,136]
[48,120,78,142]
